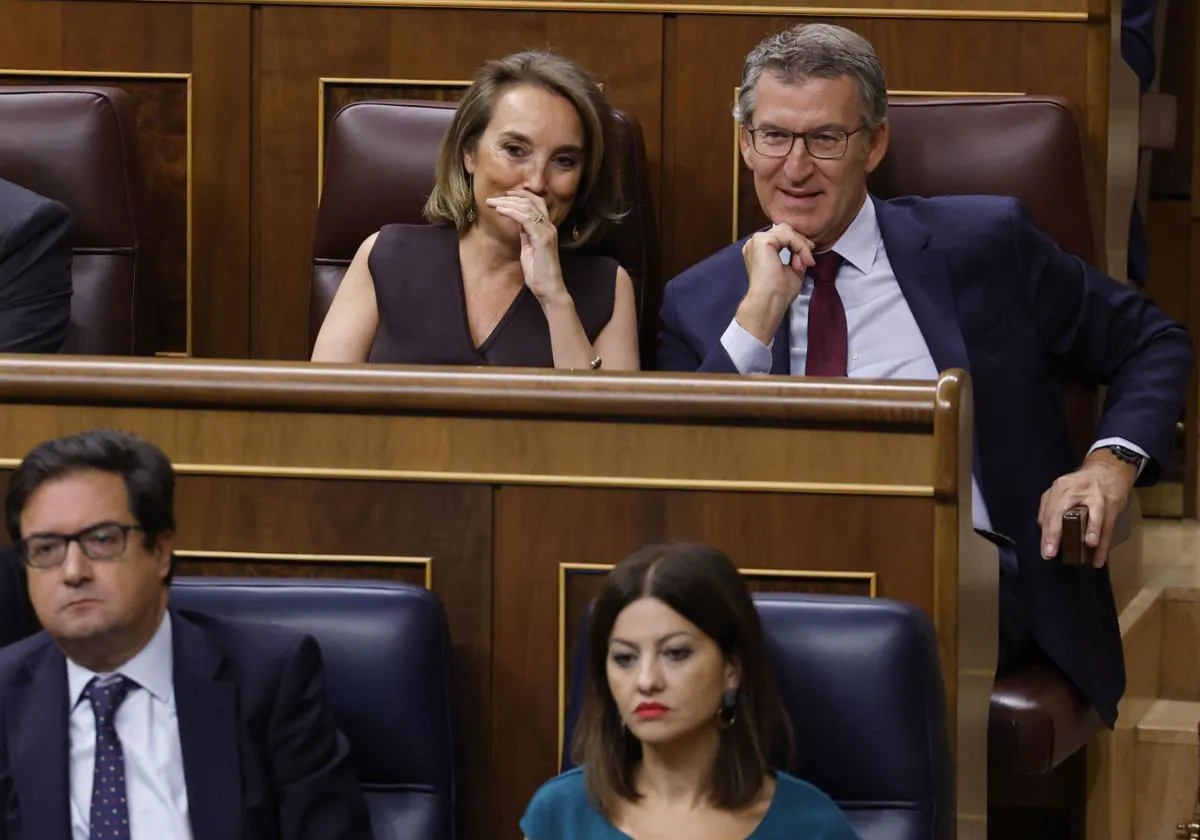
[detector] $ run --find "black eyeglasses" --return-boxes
[17,522,145,570]
[746,125,868,160]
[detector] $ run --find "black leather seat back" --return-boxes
[170,577,456,840]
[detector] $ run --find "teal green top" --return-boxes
[519,768,860,840]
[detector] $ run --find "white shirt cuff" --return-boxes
[1089,437,1150,477]
[720,319,774,374]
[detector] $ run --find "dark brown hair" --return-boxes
[423,50,625,248]
[571,543,793,817]
[6,429,177,582]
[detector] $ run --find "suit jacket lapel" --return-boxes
[873,196,970,376]
[873,196,999,507]
[172,610,241,840]
[5,641,71,840]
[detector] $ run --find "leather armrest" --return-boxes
[990,662,1104,775]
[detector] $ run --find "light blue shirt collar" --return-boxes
[67,610,174,708]
[825,193,881,276]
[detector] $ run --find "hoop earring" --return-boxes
[719,688,737,727]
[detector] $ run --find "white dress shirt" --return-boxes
[720,195,1147,535]
[67,612,193,840]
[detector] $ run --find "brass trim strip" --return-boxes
[118,0,1093,20]
[730,102,742,243]
[0,68,195,355]
[557,562,610,762]
[738,565,879,597]
[316,77,471,201]
[0,458,935,495]
[174,549,434,588]
[0,69,193,80]
[730,87,1027,242]
[555,562,879,761]
[166,464,936,495]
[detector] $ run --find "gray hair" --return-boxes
[733,23,887,129]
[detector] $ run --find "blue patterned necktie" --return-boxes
[83,675,136,840]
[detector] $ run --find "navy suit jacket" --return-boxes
[0,178,72,353]
[659,194,1193,725]
[0,608,373,840]
[1121,0,1157,92]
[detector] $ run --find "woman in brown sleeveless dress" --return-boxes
[311,52,639,370]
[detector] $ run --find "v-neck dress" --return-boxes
[366,223,618,367]
[519,768,860,840]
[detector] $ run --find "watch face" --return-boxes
[1108,445,1144,465]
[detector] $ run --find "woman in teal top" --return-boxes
[520,544,859,840]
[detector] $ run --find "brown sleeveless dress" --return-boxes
[366,224,618,367]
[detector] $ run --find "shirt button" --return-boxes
[852,353,859,361]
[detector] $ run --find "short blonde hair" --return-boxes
[423,51,625,248]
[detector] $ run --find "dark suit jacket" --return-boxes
[0,608,374,840]
[659,194,1193,726]
[0,178,72,353]
[1122,0,1157,92]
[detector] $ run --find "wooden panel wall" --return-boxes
[0,0,1107,359]
[0,360,993,840]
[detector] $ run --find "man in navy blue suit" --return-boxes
[0,429,373,839]
[658,23,1192,728]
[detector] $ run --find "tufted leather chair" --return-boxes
[309,99,660,366]
[170,577,457,840]
[0,86,149,355]
[869,96,1108,835]
[563,594,953,840]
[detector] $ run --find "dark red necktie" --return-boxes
[805,250,847,376]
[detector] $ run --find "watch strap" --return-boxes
[1104,444,1146,469]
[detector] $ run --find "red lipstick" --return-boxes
[634,702,669,720]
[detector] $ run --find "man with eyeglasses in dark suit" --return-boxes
[0,429,374,840]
